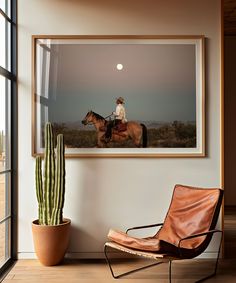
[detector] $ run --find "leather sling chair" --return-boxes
[104,184,224,283]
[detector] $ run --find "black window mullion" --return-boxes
[0,8,13,24]
[11,1,17,77]
[0,66,16,81]
[0,215,11,225]
[10,0,17,261]
[0,169,12,174]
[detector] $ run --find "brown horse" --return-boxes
[82,111,147,148]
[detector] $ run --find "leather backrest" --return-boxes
[157,185,223,251]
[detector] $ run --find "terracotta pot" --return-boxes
[32,218,71,266]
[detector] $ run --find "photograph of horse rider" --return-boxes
[105,97,127,142]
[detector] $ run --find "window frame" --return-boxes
[0,0,17,278]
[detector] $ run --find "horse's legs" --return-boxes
[128,126,142,147]
[97,133,107,148]
[133,137,142,147]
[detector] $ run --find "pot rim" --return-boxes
[32,218,71,227]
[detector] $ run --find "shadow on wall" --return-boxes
[66,160,110,254]
[36,0,175,32]
[68,225,101,254]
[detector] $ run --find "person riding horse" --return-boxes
[105,97,127,142]
[82,110,147,148]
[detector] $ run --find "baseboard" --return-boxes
[17,252,131,259]
[17,251,219,259]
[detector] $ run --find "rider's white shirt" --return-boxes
[113,104,127,123]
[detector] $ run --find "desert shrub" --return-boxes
[40,121,197,148]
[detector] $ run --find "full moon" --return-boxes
[116,63,123,71]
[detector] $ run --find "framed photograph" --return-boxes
[32,35,205,158]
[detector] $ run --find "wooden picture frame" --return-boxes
[32,35,205,158]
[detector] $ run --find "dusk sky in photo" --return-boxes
[44,43,196,123]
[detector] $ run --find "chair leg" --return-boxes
[195,231,223,283]
[104,244,164,279]
[169,260,172,283]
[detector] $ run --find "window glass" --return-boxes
[0,1,5,11]
[0,76,11,171]
[0,15,11,71]
[0,220,11,266]
[0,1,11,18]
[0,173,10,220]
[0,15,6,68]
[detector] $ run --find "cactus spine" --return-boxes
[35,123,65,225]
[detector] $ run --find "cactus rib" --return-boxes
[51,134,65,225]
[35,156,43,224]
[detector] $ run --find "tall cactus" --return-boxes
[35,123,66,225]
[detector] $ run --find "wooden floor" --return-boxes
[2,258,236,283]
[224,206,236,258]
[2,206,236,283]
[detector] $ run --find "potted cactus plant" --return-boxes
[32,122,71,266]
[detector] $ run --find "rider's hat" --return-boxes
[116,97,125,104]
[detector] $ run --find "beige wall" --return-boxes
[18,0,222,258]
[225,36,236,206]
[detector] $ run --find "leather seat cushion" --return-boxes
[108,229,161,251]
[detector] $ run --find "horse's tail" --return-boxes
[141,123,147,148]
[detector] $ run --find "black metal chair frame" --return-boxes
[104,223,223,283]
